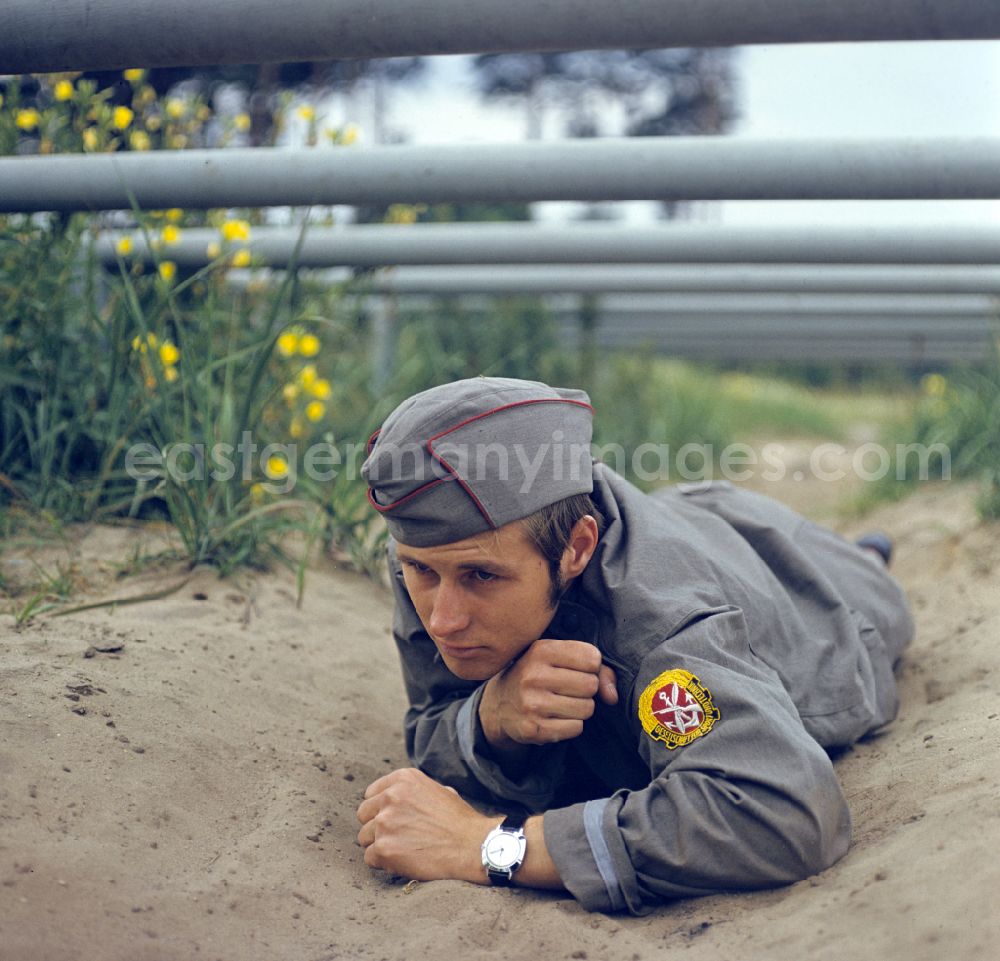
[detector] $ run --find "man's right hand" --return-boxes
[479,638,618,751]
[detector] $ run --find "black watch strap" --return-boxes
[500,813,527,832]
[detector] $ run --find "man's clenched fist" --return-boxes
[479,638,618,750]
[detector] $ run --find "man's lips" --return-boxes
[437,641,488,659]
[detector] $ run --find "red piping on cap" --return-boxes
[366,477,450,514]
[426,397,594,530]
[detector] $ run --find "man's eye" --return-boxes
[471,569,497,583]
[405,561,431,575]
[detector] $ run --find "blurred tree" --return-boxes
[472,49,736,219]
[472,49,736,141]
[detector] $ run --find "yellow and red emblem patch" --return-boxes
[638,668,720,749]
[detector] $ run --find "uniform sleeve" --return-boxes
[387,543,568,809]
[543,606,852,914]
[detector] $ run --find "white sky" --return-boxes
[723,40,1000,226]
[329,40,1000,227]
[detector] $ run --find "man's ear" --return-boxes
[560,515,599,581]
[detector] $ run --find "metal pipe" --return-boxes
[557,315,997,334]
[434,303,997,332]
[9,138,1000,211]
[565,320,995,365]
[5,0,999,73]
[390,292,997,315]
[95,223,1000,266]
[583,338,990,365]
[232,265,1000,295]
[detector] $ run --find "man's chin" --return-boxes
[437,646,496,680]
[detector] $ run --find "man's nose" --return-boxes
[428,582,471,638]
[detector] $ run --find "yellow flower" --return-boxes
[168,133,188,149]
[221,219,251,243]
[277,332,299,357]
[282,383,299,403]
[165,208,183,223]
[131,333,158,355]
[298,364,317,389]
[53,80,74,101]
[161,224,181,246]
[305,401,325,422]
[341,123,359,146]
[265,455,288,479]
[231,249,251,268]
[298,333,321,357]
[250,482,266,504]
[146,114,162,132]
[206,241,222,259]
[289,418,305,439]
[129,130,151,151]
[116,236,134,257]
[138,85,157,107]
[123,69,145,84]
[234,112,251,132]
[112,106,134,130]
[82,127,99,151]
[15,109,41,131]
[196,105,212,122]
[158,261,177,283]
[921,373,947,398]
[166,99,185,120]
[163,366,179,383]
[159,342,180,366]
[386,204,418,225]
[309,378,332,400]
[296,104,315,122]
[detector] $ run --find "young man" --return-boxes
[355,377,913,914]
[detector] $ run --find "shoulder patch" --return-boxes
[638,668,720,749]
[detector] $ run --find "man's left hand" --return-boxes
[357,768,494,883]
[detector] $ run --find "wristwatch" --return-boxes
[481,813,528,886]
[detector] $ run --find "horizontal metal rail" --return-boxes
[389,292,999,315]
[550,314,997,365]
[6,0,999,73]
[553,315,997,335]
[96,223,1000,267]
[387,304,996,365]
[9,138,1000,211]
[231,265,1000,295]
[422,302,998,334]
[585,336,990,365]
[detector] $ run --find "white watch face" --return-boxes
[485,832,522,869]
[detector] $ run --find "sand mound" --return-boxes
[1,481,998,961]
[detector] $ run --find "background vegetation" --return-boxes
[2,69,998,612]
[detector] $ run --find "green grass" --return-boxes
[842,359,1000,521]
[715,370,916,443]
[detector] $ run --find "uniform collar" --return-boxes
[546,591,602,646]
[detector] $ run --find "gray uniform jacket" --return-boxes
[387,466,914,914]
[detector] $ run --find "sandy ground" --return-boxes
[2,468,999,961]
